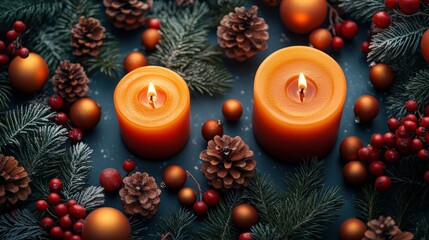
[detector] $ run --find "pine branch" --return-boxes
[62,143,93,197]
[68,186,105,211]
[156,208,196,240]
[208,0,246,27]
[338,0,385,22]
[354,185,383,222]
[250,223,282,240]
[0,72,12,111]
[130,216,147,240]
[0,209,47,240]
[247,174,280,223]
[391,188,419,230]
[415,217,429,239]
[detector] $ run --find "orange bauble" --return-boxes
[338,218,367,240]
[354,95,379,123]
[8,53,49,94]
[141,29,161,51]
[309,28,332,52]
[343,161,367,186]
[123,51,147,73]
[222,99,243,122]
[280,0,327,34]
[231,204,259,229]
[177,187,196,207]
[70,98,102,130]
[421,29,429,63]
[339,136,363,162]
[82,207,130,240]
[369,63,394,90]
[162,165,187,189]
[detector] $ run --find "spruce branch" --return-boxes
[391,188,419,230]
[354,185,382,222]
[0,72,12,111]
[208,0,246,27]
[247,174,280,223]
[338,0,385,22]
[130,216,147,240]
[156,208,196,240]
[415,217,429,239]
[250,224,282,240]
[69,186,105,211]
[0,209,47,240]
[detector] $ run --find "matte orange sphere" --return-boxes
[222,99,243,122]
[123,51,147,73]
[338,218,367,240]
[309,28,332,52]
[231,204,259,229]
[421,29,429,63]
[280,0,327,34]
[354,95,379,123]
[162,165,187,189]
[141,29,161,51]
[82,207,130,240]
[177,187,196,206]
[339,136,363,162]
[8,53,49,94]
[369,63,394,90]
[343,161,367,186]
[70,98,102,130]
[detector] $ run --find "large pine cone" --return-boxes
[71,17,105,57]
[200,135,256,191]
[103,0,153,30]
[217,6,269,62]
[0,154,31,208]
[119,172,161,220]
[364,216,414,240]
[52,60,89,103]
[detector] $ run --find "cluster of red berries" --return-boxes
[48,94,83,144]
[331,20,359,51]
[99,159,136,192]
[190,189,220,217]
[36,178,87,240]
[0,20,29,65]
[357,100,429,191]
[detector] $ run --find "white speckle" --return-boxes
[344,130,348,133]
[245,116,249,120]
[100,149,104,153]
[240,90,245,94]
[194,165,198,170]
[244,127,249,131]
[103,154,107,158]
[246,107,250,112]
[192,139,198,145]
[258,152,261,156]
[94,91,99,95]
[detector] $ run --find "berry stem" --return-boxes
[160,232,172,240]
[327,2,344,35]
[46,208,58,220]
[186,170,203,201]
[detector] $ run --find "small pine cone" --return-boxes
[71,17,105,57]
[0,154,31,208]
[217,6,269,62]
[103,0,153,30]
[263,0,280,7]
[364,216,414,240]
[119,172,161,220]
[200,135,257,191]
[52,60,89,103]
[176,0,193,6]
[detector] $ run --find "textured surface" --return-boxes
[87,3,385,238]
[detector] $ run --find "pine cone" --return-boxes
[0,154,31,207]
[364,216,414,240]
[176,0,193,6]
[217,6,269,62]
[52,60,89,103]
[71,17,105,57]
[200,135,257,191]
[119,172,161,220]
[103,0,153,30]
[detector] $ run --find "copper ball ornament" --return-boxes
[339,136,363,162]
[343,161,367,186]
[70,98,102,131]
[123,51,147,73]
[421,29,429,63]
[8,53,49,94]
[222,99,243,122]
[280,0,327,34]
[309,28,332,52]
[338,218,367,240]
[82,207,131,240]
[141,29,161,51]
[162,165,187,189]
[201,119,224,141]
[177,187,196,207]
[354,95,379,123]
[369,63,394,90]
[231,204,259,229]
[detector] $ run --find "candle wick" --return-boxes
[149,95,156,109]
[299,88,305,103]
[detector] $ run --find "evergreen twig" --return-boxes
[69,186,105,211]
[208,0,246,27]
[156,208,196,240]
[354,185,382,222]
[250,223,282,240]
[0,72,12,111]
[415,217,429,239]
[247,174,280,223]
[0,209,47,240]
[338,0,384,22]
[130,216,147,240]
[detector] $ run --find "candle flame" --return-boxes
[298,73,307,91]
[147,82,157,103]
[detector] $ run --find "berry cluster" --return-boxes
[36,178,87,240]
[99,159,136,192]
[0,20,29,65]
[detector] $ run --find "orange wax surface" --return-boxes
[114,66,190,159]
[252,46,347,163]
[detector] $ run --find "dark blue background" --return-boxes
[86,2,386,239]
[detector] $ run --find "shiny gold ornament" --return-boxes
[70,98,102,130]
[339,136,363,162]
[280,0,327,34]
[369,63,394,90]
[339,218,367,240]
[123,51,147,73]
[177,187,196,207]
[141,28,161,51]
[82,207,131,240]
[354,95,379,123]
[8,53,49,94]
[201,119,223,141]
[309,28,332,52]
[231,204,259,229]
[162,165,187,189]
[343,161,367,186]
[222,99,243,122]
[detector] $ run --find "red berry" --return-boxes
[52,112,68,125]
[403,120,417,132]
[6,43,16,57]
[203,189,220,207]
[405,100,418,112]
[49,178,64,192]
[13,20,26,33]
[55,204,68,217]
[385,0,398,9]
[384,149,399,164]
[383,132,396,148]
[395,125,409,138]
[404,113,418,123]
[36,199,48,211]
[63,231,73,240]
[73,221,84,233]
[424,171,429,184]
[424,105,429,116]
[375,176,392,192]
[341,20,358,38]
[47,192,62,205]
[0,41,5,52]
[40,217,55,230]
[369,161,386,176]
[388,118,400,131]
[418,149,429,161]
[122,159,136,172]
[6,30,19,41]
[373,11,390,29]
[147,18,161,29]
[399,0,420,14]
[18,47,29,58]
[50,226,64,239]
[99,168,122,192]
[410,138,423,152]
[67,199,77,207]
[332,36,344,51]
[397,137,411,153]
[370,133,384,149]
[416,127,426,137]
[69,128,83,144]
[360,41,370,54]
[49,95,64,110]
[425,133,429,143]
[369,146,381,162]
[334,22,343,36]
[71,235,82,240]
[0,54,9,65]
[420,117,429,129]
[193,201,208,216]
[59,215,73,230]
[358,147,372,162]
[69,204,86,219]
[238,232,254,240]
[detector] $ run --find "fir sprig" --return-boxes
[0,209,47,240]
[0,73,12,111]
[415,217,429,239]
[130,216,147,240]
[338,0,384,22]
[208,0,246,27]
[354,185,382,222]
[156,208,196,240]
[247,174,280,223]
[69,186,105,211]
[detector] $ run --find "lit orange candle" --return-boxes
[253,46,347,163]
[114,66,190,159]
